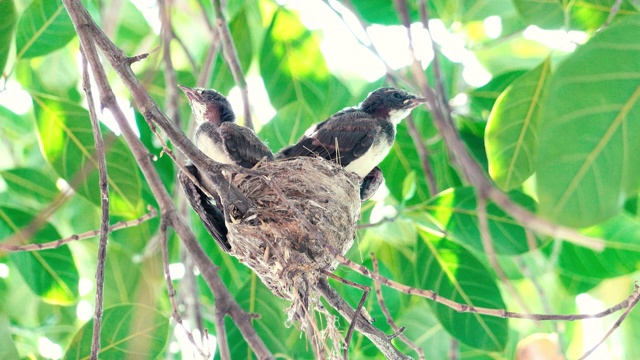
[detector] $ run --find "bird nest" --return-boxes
[225,157,361,303]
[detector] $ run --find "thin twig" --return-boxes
[211,0,252,129]
[0,207,157,252]
[602,0,624,29]
[578,285,640,359]
[82,51,111,360]
[158,0,181,127]
[357,214,399,229]
[371,254,425,360]
[336,254,640,321]
[159,218,208,359]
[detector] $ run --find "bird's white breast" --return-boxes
[195,131,235,165]
[345,140,392,178]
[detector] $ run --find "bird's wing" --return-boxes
[179,164,231,252]
[277,111,380,167]
[360,166,384,201]
[219,122,274,168]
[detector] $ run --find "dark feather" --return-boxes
[179,164,231,252]
[219,122,274,168]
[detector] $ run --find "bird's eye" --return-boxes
[392,92,403,99]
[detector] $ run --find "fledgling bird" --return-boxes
[178,85,274,252]
[277,87,426,200]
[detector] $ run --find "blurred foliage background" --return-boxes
[1,0,640,358]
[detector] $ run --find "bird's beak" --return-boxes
[178,84,202,102]
[405,97,427,108]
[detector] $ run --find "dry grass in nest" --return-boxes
[225,157,361,304]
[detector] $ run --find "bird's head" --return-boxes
[360,87,426,125]
[178,85,235,125]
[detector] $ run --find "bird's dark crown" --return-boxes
[360,87,422,118]
[179,85,236,123]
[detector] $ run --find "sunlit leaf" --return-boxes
[259,8,351,115]
[470,70,526,118]
[414,231,508,351]
[0,315,20,359]
[0,0,16,72]
[15,0,76,59]
[395,304,451,358]
[486,57,551,190]
[33,93,144,218]
[536,15,640,227]
[1,207,78,304]
[513,0,638,30]
[408,187,542,254]
[64,304,169,359]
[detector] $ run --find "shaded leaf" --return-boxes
[0,314,20,360]
[0,0,16,72]
[414,231,508,351]
[33,94,144,218]
[408,187,542,254]
[486,57,551,190]
[64,304,169,359]
[1,207,78,304]
[0,167,59,203]
[536,15,640,227]
[15,0,76,59]
[470,70,527,118]
[558,214,640,278]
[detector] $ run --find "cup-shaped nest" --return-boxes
[225,157,361,300]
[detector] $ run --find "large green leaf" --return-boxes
[513,0,638,30]
[259,8,351,115]
[33,94,144,218]
[558,214,640,278]
[414,231,508,351]
[258,100,316,152]
[15,0,76,60]
[0,0,16,72]
[395,304,451,358]
[64,304,169,360]
[486,58,551,190]
[0,167,59,203]
[0,314,20,360]
[469,70,527,118]
[224,274,312,359]
[409,187,541,255]
[536,15,640,227]
[1,207,79,304]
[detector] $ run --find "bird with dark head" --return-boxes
[178,85,274,252]
[277,87,426,200]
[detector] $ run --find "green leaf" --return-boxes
[409,187,542,255]
[64,304,169,360]
[415,231,508,351]
[258,100,316,152]
[259,8,351,115]
[469,70,527,118]
[513,0,639,30]
[0,314,20,360]
[0,167,59,203]
[486,57,551,190]
[536,15,640,227]
[33,94,144,218]
[225,275,312,359]
[401,170,417,202]
[0,0,17,72]
[1,207,79,304]
[558,214,640,278]
[395,304,451,358]
[15,0,77,60]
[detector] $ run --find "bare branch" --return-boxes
[337,254,640,322]
[371,254,425,360]
[211,0,252,129]
[81,51,111,360]
[0,207,157,252]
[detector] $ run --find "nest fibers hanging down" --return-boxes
[225,157,361,301]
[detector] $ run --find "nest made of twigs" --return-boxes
[225,157,361,301]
